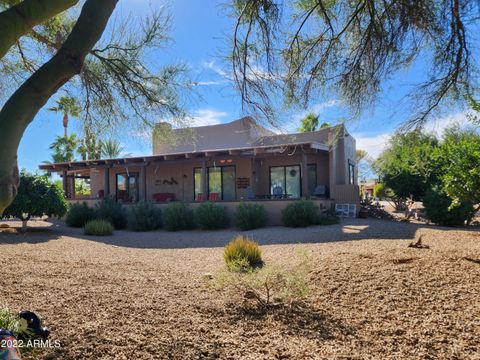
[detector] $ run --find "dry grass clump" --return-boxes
[84,219,114,236]
[224,235,262,271]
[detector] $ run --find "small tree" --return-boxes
[441,127,480,217]
[2,172,67,231]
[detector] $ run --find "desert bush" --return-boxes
[95,196,127,229]
[423,186,474,227]
[281,199,319,227]
[66,202,95,227]
[234,202,267,230]
[195,202,229,230]
[315,213,340,225]
[213,251,310,307]
[0,307,21,335]
[127,201,162,231]
[84,219,114,236]
[163,202,195,231]
[224,235,263,271]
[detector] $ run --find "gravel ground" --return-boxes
[0,218,479,359]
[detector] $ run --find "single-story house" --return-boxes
[39,117,360,224]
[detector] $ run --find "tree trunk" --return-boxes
[0,0,79,59]
[21,218,28,233]
[0,0,118,215]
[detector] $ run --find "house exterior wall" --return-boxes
[68,198,335,226]
[86,151,332,202]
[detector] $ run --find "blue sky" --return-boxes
[18,0,470,173]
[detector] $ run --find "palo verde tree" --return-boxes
[0,1,188,214]
[2,171,67,232]
[228,0,477,125]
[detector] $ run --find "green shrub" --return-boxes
[84,219,114,236]
[281,199,319,227]
[0,307,21,335]
[163,202,195,231]
[95,196,127,229]
[423,186,474,227]
[195,202,229,230]
[224,235,262,271]
[234,202,267,230]
[65,202,95,227]
[316,213,340,225]
[127,201,162,231]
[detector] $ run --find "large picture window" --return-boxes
[193,166,236,200]
[116,172,139,203]
[269,165,301,198]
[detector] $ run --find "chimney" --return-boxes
[152,122,173,154]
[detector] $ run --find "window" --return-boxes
[269,165,301,198]
[307,164,317,195]
[193,166,236,200]
[116,172,139,203]
[348,161,355,184]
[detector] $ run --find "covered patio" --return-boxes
[39,140,359,209]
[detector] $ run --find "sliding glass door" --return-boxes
[116,173,139,203]
[194,166,236,200]
[269,165,301,198]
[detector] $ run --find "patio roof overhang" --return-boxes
[39,141,330,172]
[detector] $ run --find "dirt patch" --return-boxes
[0,219,479,359]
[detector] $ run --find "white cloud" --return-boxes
[423,111,470,136]
[203,60,231,79]
[187,109,229,127]
[353,132,391,159]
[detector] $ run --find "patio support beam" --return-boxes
[140,164,147,201]
[104,166,110,196]
[301,152,309,198]
[201,160,207,198]
[62,171,68,198]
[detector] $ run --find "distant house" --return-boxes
[40,117,359,224]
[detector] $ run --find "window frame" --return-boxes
[348,160,355,185]
[193,165,237,200]
[269,165,302,198]
[115,172,139,203]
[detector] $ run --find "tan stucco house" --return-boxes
[39,117,359,224]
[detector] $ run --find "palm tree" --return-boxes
[100,139,125,158]
[49,134,78,163]
[48,96,80,137]
[298,113,319,132]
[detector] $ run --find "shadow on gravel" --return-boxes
[224,302,355,341]
[0,221,61,245]
[4,218,479,250]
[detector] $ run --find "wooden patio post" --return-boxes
[140,164,147,201]
[201,160,207,198]
[104,166,110,197]
[301,152,309,198]
[62,170,68,199]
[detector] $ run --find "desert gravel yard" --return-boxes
[0,218,479,359]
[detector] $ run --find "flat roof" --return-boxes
[39,140,330,172]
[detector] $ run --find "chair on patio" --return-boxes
[313,185,329,198]
[272,186,283,199]
[245,186,255,200]
[196,193,204,202]
[208,192,220,201]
